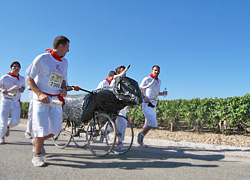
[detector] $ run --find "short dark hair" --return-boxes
[10,61,21,68]
[115,65,126,74]
[152,65,160,70]
[53,36,70,49]
[108,71,115,77]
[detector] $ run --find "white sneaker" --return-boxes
[32,154,45,167]
[116,143,126,151]
[32,139,46,156]
[0,137,5,144]
[25,132,32,139]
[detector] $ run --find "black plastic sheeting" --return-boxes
[63,77,143,124]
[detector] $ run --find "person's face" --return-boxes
[118,68,124,74]
[151,66,160,77]
[11,64,20,74]
[119,67,126,76]
[109,75,114,81]
[57,42,69,57]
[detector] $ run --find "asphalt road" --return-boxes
[1,124,250,180]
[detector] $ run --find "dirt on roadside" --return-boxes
[20,118,250,148]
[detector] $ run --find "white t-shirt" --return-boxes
[0,74,25,100]
[110,79,115,87]
[26,53,68,95]
[96,79,110,89]
[140,76,161,101]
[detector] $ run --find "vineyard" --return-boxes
[20,93,250,135]
[127,93,250,134]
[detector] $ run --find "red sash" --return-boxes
[43,92,65,107]
[7,72,19,80]
[45,49,63,62]
[105,78,111,85]
[150,74,158,81]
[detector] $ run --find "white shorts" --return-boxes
[32,95,63,137]
[142,102,158,128]
[0,98,21,137]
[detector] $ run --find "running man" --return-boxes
[137,65,167,147]
[0,61,25,144]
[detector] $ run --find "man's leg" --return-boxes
[137,103,157,147]
[35,134,54,153]
[0,100,11,140]
[8,101,21,128]
[141,125,152,136]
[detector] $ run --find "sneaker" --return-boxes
[0,137,5,144]
[25,132,33,139]
[137,132,148,148]
[116,143,126,151]
[32,154,45,167]
[32,139,46,156]
[5,126,9,137]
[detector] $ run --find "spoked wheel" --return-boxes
[52,120,73,149]
[112,115,134,155]
[72,122,87,148]
[86,112,116,157]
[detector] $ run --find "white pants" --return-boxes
[32,96,63,137]
[26,99,33,134]
[0,98,21,137]
[115,108,127,142]
[106,108,127,142]
[142,102,158,128]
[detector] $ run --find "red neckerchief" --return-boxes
[150,74,158,81]
[105,78,111,85]
[7,72,19,80]
[43,92,65,108]
[45,49,63,62]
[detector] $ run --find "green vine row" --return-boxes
[127,93,250,132]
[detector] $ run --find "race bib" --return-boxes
[48,72,63,89]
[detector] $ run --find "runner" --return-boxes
[96,70,115,89]
[137,65,167,147]
[0,61,25,144]
[26,36,74,167]
[110,65,129,151]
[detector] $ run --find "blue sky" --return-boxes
[0,0,250,102]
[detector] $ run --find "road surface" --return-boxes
[0,123,250,180]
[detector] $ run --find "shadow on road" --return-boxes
[45,144,223,169]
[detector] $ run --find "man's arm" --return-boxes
[0,88,8,94]
[26,76,50,104]
[140,89,149,103]
[66,85,80,91]
[159,91,168,96]
[59,80,67,97]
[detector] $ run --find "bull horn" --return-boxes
[140,78,156,89]
[113,65,131,81]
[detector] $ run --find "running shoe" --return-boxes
[25,132,32,139]
[0,137,5,144]
[32,154,45,167]
[116,143,126,151]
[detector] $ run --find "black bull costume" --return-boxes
[63,76,143,124]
